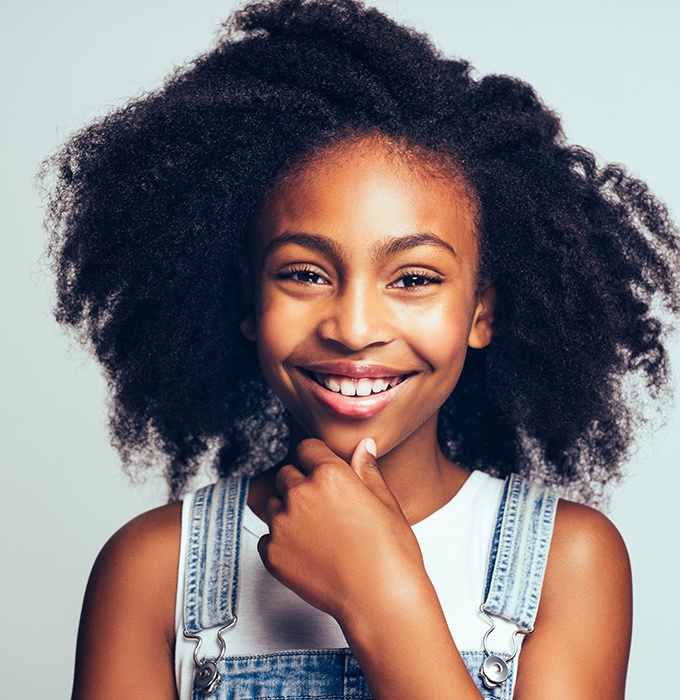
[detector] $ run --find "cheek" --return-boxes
[253,293,310,382]
[408,298,475,373]
[254,300,288,366]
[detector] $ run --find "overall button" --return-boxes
[480,654,509,686]
[194,661,220,695]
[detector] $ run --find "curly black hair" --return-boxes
[42,0,679,502]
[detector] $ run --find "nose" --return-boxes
[316,281,394,351]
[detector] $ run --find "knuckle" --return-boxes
[313,460,345,487]
[274,464,297,491]
[296,438,326,462]
[264,495,279,513]
[284,481,305,506]
[362,456,379,472]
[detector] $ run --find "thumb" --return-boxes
[350,438,395,504]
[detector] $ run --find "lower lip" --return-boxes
[298,371,411,419]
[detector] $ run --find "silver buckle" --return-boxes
[183,616,237,695]
[478,605,533,689]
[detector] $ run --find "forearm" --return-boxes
[339,574,483,700]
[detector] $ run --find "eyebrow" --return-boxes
[261,231,348,264]
[371,232,457,261]
[261,230,457,264]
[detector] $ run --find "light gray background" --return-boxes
[2,0,678,695]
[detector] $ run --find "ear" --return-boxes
[467,281,496,349]
[240,315,256,342]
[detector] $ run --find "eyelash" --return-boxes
[390,269,444,288]
[274,266,444,288]
[275,266,329,285]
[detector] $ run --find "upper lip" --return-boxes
[296,361,414,379]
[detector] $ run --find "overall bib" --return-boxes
[180,474,557,700]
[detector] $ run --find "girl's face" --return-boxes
[245,138,494,461]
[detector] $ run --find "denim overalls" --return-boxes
[181,473,558,700]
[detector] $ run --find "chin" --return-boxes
[303,421,377,462]
[316,432,360,462]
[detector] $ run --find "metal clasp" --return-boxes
[478,605,532,690]
[183,617,237,695]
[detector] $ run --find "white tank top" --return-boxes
[174,470,517,698]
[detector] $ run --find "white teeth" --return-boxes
[372,379,387,393]
[317,374,406,395]
[356,379,372,396]
[340,379,356,396]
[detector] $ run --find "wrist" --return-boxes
[336,567,439,643]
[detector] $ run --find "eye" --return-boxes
[275,266,329,285]
[390,270,444,288]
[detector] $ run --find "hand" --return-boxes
[257,437,428,627]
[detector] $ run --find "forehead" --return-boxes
[254,137,479,259]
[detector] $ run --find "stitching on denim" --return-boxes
[483,475,558,630]
[205,477,248,628]
[484,476,510,600]
[184,476,249,632]
[185,483,213,633]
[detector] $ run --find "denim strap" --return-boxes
[183,476,249,634]
[483,474,558,632]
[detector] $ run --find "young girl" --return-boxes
[43,0,678,698]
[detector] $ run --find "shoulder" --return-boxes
[539,498,632,619]
[88,501,183,635]
[72,502,182,699]
[512,497,631,698]
[97,500,183,564]
[547,499,631,594]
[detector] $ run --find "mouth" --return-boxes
[290,361,418,419]
[303,371,409,397]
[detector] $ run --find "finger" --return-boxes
[295,438,346,475]
[349,436,378,477]
[262,495,283,527]
[350,437,397,504]
[274,463,306,497]
[257,534,270,566]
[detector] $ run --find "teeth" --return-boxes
[356,379,372,396]
[372,379,387,393]
[340,379,356,396]
[317,374,405,396]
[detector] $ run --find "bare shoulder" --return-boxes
[542,499,632,630]
[548,499,631,585]
[73,502,182,700]
[514,499,632,699]
[86,501,182,642]
[94,501,182,579]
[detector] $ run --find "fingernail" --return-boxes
[365,437,377,458]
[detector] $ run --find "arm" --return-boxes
[71,503,182,700]
[259,440,632,700]
[514,500,632,699]
[345,492,632,700]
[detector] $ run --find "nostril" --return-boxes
[316,303,394,351]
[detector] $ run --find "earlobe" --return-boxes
[240,316,257,342]
[468,282,496,349]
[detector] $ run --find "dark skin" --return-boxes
[72,139,632,699]
[72,463,631,700]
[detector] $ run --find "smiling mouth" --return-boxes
[304,371,410,397]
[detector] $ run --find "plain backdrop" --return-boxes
[1,0,678,695]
